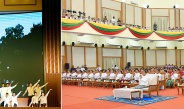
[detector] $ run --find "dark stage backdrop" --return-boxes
[0,12,44,96]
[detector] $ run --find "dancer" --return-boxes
[6,82,18,98]
[11,91,22,107]
[39,89,52,107]
[34,82,49,96]
[0,93,11,107]
[22,79,40,106]
[29,92,39,107]
[0,83,6,106]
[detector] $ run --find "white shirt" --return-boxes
[0,87,7,98]
[101,73,108,79]
[81,68,85,71]
[124,73,133,80]
[114,67,118,70]
[71,72,77,78]
[0,96,11,107]
[165,73,169,79]
[96,67,101,71]
[139,74,149,86]
[94,73,100,79]
[111,18,116,24]
[82,72,88,78]
[171,73,179,80]
[116,73,124,80]
[77,74,82,78]
[62,73,67,78]
[39,90,51,104]
[88,73,94,79]
[155,73,162,80]
[134,73,140,80]
[11,91,21,107]
[66,73,71,78]
[109,73,116,79]
[6,85,17,98]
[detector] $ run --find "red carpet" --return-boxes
[62,85,184,109]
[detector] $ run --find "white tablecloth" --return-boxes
[113,88,143,99]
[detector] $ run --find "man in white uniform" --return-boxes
[94,70,101,79]
[0,83,7,106]
[101,71,108,80]
[124,70,133,80]
[11,91,22,107]
[116,71,124,81]
[71,71,77,79]
[134,70,140,81]
[82,71,88,79]
[109,71,116,81]
[80,65,85,72]
[96,65,101,71]
[88,70,94,79]
[133,70,149,89]
[0,93,11,107]
[6,82,18,98]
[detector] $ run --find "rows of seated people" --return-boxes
[62,65,184,88]
[62,10,149,30]
[167,27,184,32]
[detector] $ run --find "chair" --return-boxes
[166,74,181,88]
[142,74,159,97]
[158,72,166,90]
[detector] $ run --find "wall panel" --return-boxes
[146,50,156,66]
[156,50,166,66]
[166,50,176,65]
[72,47,84,67]
[181,50,184,65]
[103,48,121,57]
[126,4,134,24]
[135,50,143,66]
[66,0,71,10]
[176,9,180,27]
[85,48,96,67]
[102,0,121,10]
[71,0,83,12]
[180,9,184,27]
[127,50,135,66]
[146,9,151,29]
[152,9,168,16]
[85,0,96,17]
[67,46,72,65]
[170,9,175,28]
[102,8,120,22]
[135,7,142,26]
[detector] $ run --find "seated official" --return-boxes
[70,65,76,72]
[116,71,124,81]
[71,71,77,78]
[109,70,116,80]
[88,70,94,79]
[82,71,88,79]
[124,70,133,81]
[155,69,162,81]
[62,71,67,78]
[101,70,108,80]
[96,65,101,71]
[134,69,140,81]
[77,71,82,79]
[133,70,149,89]
[94,70,101,79]
[76,66,81,72]
[66,71,71,78]
[166,70,179,88]
[81,65,85,72]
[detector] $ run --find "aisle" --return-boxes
[62,85,184,109]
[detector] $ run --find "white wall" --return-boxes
[85,0,96,17]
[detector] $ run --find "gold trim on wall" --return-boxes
[4,0,36,6]
[70,0,72,10]
[96,0,98,18]
[84,47,86,65]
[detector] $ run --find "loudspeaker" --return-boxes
[175,46,177,49]
[126,46,129,49]
[102,44,104,48]
[72,42,75,46]
[95,43,97,47]
[62,41,65,46]
[141,47,143,50]
[127,62,131,68]
[65,63,70,69]
[147,47,150,50]
[120,45,123,48]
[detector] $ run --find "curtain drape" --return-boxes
[104,58,120,69]
[152,17,169,31]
